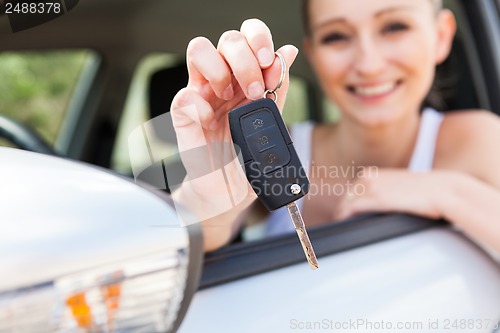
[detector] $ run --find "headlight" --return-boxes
[0,248,190,333]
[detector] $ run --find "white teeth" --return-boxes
[354,82,396,97]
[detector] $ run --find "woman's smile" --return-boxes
[347,79,403,102]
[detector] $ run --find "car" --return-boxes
[0,0,500,332]
[0,147,203,332]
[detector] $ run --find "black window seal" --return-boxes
[462,0,500,114]
[200,213,448,290]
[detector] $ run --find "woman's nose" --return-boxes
[353,34,387,78]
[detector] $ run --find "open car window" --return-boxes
[0,50,98,149]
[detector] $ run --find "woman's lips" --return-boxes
[347,80,402,99]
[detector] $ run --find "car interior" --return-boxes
[1,0,499,283]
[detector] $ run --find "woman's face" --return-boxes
[305,0,455,127]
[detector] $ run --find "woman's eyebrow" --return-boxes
[311,17,347,32]
[375,5,414,17]
[311,6,414,32]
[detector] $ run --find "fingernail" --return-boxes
[257,48,274,67]
[247,81,264,100]
[222,84,233,101]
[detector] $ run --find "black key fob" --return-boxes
[229,98,310,211]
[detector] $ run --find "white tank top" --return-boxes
[265,108,445,236]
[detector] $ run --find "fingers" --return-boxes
[171,88,217,137]
[185,19,299,103]
[187,37,234,101]
[335,193,361,221]
[217,30,265,100]
[240,18,275,68]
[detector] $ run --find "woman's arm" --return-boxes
[337,111,500,255]
[173,178,257,252]
[337,169,500,255]
[438,171,500,254]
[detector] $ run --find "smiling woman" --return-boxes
[303,0,454,128]
[0,0,499,330]
[168,0,500,255]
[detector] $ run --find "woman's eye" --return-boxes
[320,32,350,45]
[382,22,409,34]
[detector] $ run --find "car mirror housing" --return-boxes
[0,147,203,332]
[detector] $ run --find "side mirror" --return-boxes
[0,147,203,332]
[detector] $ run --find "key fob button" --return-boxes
[254,146,291,174]
[240,108,275,136]
[245,125,284,154]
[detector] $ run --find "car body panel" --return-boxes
[179,229,500,333]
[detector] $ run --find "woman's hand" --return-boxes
[172,18,298,137]
[335,170,444,221]
[336,169,500,255]
[170,19,298,249]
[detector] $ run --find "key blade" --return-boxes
[287,202,319,270]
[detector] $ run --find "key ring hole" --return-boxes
[263,90,278,103]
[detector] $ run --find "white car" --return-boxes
[1,0,500,332]
[1,148,499,333]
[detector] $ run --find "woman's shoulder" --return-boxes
[440,109,500,141]
[436,109,500,183]
[441,108,499,123]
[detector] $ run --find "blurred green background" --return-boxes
[0,51,89,146]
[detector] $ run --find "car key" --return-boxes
[228,53,319,269]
